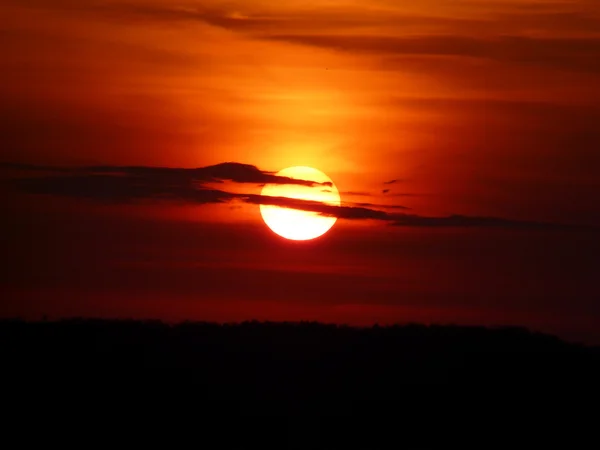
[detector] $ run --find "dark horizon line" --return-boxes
[1,316,592,346]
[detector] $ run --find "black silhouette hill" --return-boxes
[2,319,598,385]
[3,319,598,444]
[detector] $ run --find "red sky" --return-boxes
[1,0,600,343]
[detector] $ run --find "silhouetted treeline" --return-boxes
[2,319,598,381]
[2,318,598,442]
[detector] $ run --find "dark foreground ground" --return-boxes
[2,319,598,445]
[3,319,599,380]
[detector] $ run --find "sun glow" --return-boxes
[260,167,341,241]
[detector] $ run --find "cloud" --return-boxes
[347,201,409,211]
[4,1,483,32]
[3,162,398,211]
[262,34,600,74]
[7,1,600,80]
[383,179,399,185]
[3,162,331,191]
[242,194,392,221]
[340,191,372,197]
[251,196,573,229]
[3,162,581,230]
[385,192,427,198]
[11,174,235,204]
[382,189,390,194]
[390,213,572,230]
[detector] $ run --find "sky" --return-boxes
[1,0,600,343]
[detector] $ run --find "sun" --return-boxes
[260,166,341,241]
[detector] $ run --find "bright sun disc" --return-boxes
[260,166,341,241]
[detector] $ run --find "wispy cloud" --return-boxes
[11,1,600,76]
[4,162,331,189]
[3,162,581,229]
[390,213,565,229]
[262,34,600,74]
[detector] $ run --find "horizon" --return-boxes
[3,316,594,348]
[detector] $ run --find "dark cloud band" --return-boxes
[2,162,581,230]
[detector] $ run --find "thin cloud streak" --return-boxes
[3,162,582,229]
[2,162,332,189]
[10,1,600,77]
[263,34,600,74]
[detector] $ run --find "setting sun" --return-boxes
[259,167,341,241]
[3,0,600,393]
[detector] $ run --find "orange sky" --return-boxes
[2,1,600,343]
[2,0,600,223]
